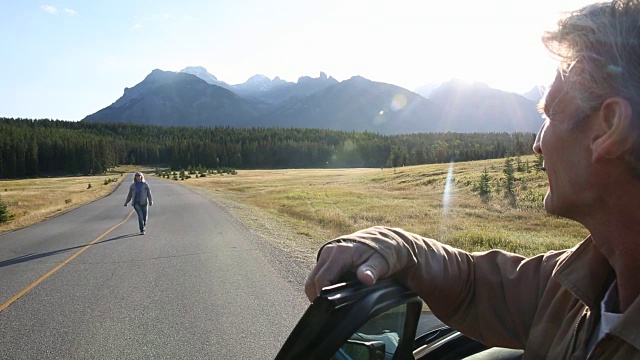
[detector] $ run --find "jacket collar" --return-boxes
[554,237,614,309]
[554,236,640,351]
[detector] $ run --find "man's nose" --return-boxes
[533,120,547,154]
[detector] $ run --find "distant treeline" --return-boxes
[0,117,536,179]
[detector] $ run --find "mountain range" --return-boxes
[82,66,545,134]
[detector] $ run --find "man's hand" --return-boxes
[304,241,389,301]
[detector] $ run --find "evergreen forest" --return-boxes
[0,117,536,179]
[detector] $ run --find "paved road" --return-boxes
[0,175,310,359]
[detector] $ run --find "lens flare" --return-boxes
[440,161,455,238]
[443,161,454,212]
[390,93,407,111]
[373,110,387,125]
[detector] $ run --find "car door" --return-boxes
[275,276,421,360]
[275,276,498,360]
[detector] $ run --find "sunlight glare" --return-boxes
[440,161,455,238]
[442,161,455,214]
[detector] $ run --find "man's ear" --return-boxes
[591,97,635,161]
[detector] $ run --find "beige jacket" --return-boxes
[327,226,640,359]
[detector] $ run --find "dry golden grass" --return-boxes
[0,173,123,233]
[176,155,589,257]
[1,159,589,259]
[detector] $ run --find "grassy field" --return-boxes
[1,158,589,259]
[0,166,139,233]
[170,154,589,258]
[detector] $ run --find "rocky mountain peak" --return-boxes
[179,66,235,92]
[297,72,334,84]
[180,66,218,81]
[84,68,543,134]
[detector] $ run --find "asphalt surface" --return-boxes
[0,174,310,359]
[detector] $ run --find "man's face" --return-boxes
[533,71,597,220]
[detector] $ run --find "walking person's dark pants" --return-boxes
[133,202,148,232]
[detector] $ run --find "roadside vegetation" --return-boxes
[175,154,587,258]
[1,156,588,259]
[155,166,237,180]
[0,170,127,233]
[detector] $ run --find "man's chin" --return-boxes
[542,192,556,215]
[543,193,576,220]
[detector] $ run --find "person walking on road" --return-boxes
[124,171,153,235]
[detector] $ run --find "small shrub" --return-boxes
[65,199,72,204]
[533,154,544,172]
[87,183,92,189]
[0,197,14,223]
[516,190,545,210]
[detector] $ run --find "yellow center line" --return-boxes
[0,210,135,313]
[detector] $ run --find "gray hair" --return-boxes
[133,171,145,183]
[543,0,640,175]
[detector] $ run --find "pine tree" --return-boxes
[478,168,491,197]
[386,150,396,168]
[515,156,524,172]
[503,157,516,195]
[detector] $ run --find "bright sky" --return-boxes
[0,0,597,121]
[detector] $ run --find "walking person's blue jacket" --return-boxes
[124,174,153,206]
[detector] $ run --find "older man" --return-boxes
[305,1,640,358]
